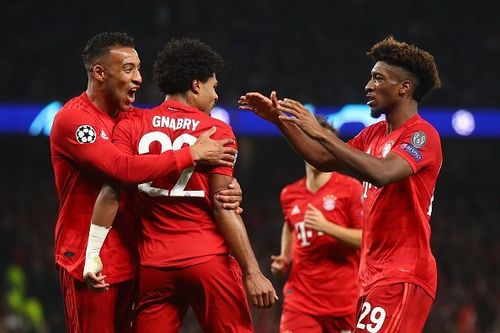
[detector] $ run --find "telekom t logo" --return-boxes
[295,222,323,247]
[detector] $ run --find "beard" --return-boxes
[370,108,383,118]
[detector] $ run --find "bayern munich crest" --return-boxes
[75,125,97,144]
[322,194,336,211]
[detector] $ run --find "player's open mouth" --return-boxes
[366,95,375,106]
[127,88,138,103]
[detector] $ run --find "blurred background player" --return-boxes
[50,32,240,333]
[240,36,442,332]
[84,38,277,333]
[271,116,363,333]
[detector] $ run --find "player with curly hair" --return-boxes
[240,36,442,333]
[87,38,277,332]
[51,32,241,333]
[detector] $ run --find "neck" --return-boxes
[305,168,332,193]
[165,93,207,114]
[385,99,418,133]
[86,80,119,118]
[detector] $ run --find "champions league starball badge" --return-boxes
[75,125,97,144]
[411,131,427,148]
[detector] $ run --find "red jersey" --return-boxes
[280,173,363,316]
[50,93,194,283]
[348,114,442,298]
[112,100,236,268]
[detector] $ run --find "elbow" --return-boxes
[369,176,388,188]
[366,165,394,188]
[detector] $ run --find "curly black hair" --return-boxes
[82,32,134,71]
[367,36,441,102]
[153,38,225,95]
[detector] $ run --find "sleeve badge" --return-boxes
[75,125,97,144]
[411,131,427,148]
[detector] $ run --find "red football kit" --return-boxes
[112,99,252,333]
[279,173,363,332]
[50,92,194,333]
[348,115,442,333]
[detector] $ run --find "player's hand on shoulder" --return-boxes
[191,126,236,167]
[244,271,278,309]
[270,254,290,278]
[83,256,109,292]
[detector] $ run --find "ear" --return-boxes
[399,80,411,96]
[191,79,201,94]
[92,64,106,82]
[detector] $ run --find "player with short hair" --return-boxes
[239,36,442,332]
[271,116,363,333]
[85,38,276,333]
[51,32,240,333]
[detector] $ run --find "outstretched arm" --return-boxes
[277,99,413,187]
[239,91,345,171]
[210,174,277,309]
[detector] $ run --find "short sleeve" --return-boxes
[390,122,441,173]
[52,107,116,167]
[209,122,238,177]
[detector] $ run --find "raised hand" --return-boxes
[239,91,281,123]
[244,271,278,309]
[191,127,236,167]
[304,203,329,233]
[270,254,290,278]
[216,178,244,214]
[277,98,324,139]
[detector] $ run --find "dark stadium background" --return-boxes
[1,1,499,332]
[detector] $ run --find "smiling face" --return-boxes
[365,61,407,118]
[99,46,142,111]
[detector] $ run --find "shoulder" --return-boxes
[55,95,90,123]
[400,116,442,155]
[205,115,235,139]
[408,116,441,141]
[52,94,99,139]
[280,178,305,201]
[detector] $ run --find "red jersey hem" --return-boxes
[140,253,227,269]
[361,278,436,300]
[283,302,357,317]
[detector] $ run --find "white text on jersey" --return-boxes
[152,116,200,132]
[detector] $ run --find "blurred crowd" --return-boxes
[1,1,499,108]
[0,136,499,332]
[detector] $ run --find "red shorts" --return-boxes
[280,308,356,332]
[354,283,433,333]
[134,255,253,333]
[58,265,135,333]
